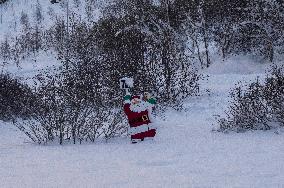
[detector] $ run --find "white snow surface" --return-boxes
[1,59,284,188]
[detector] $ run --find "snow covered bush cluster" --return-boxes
[218,65,284,132]
[0,73,37,121]
[14,69,127,145]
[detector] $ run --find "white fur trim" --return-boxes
[130,101,154,113]
[124,100,131,104]
[129,124,155,135]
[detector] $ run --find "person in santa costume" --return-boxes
[124,92,157,144]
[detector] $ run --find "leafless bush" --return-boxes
[218,65,284,132]
[0,73,37,121]
[14,68,128,145]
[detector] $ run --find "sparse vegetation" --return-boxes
[218,65,284,132]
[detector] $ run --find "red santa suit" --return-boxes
[124,95,156,142]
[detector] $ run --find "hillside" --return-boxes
[0,0,104,39]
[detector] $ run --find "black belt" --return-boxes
[129,115,149,124]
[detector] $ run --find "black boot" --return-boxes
[131,139,138,144]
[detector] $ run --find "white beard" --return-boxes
[130,101,153,113]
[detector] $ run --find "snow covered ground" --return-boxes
[1,60,284,188]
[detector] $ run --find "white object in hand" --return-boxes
[120,77,134,89]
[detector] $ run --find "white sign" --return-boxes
[119,77,134,89]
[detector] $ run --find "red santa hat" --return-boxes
[131,95,140,100]
[131,95,141,101]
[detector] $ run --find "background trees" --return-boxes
[166,0,284,62]
[1,0,283,66]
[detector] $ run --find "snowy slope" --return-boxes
[0,0,107,82]
[0,0,105,40]
[1,63,284,188]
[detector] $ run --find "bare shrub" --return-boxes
[14,68,128,145]
[0,73,37,121]
[218,65,284,132]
